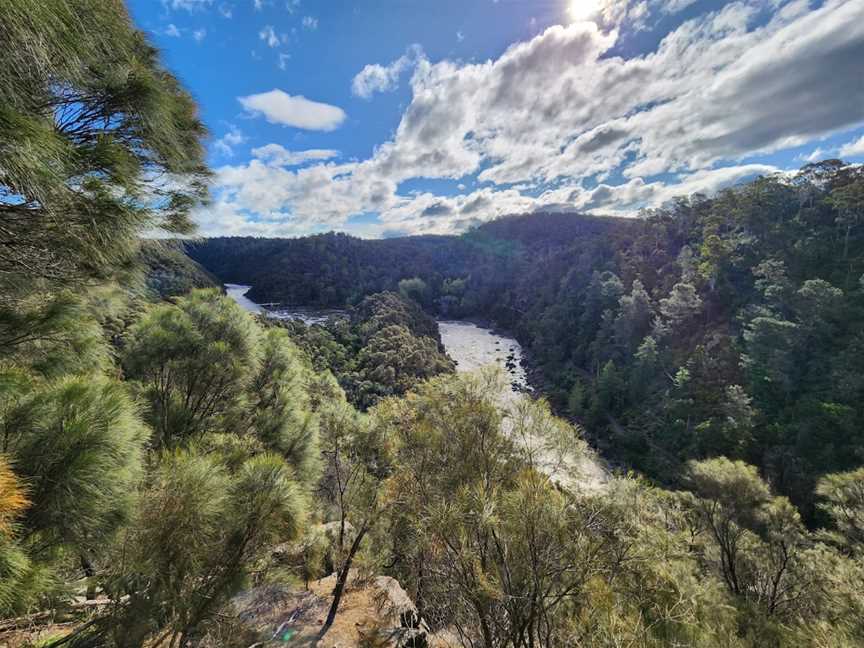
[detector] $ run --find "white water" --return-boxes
[225,284,345,325]
[439,320,609,492]
[227,285,608,491]
[225,284,264,314]
[437,320,530,402]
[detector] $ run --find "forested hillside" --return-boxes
[195,162,864,520]
[277,291,454,410]
[138,241,220,299]
[188,213,635,309]
[4,2,864,648]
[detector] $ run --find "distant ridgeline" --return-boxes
[192,161,864,520]
[187,211,634,310]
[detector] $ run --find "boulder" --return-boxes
[373,576,424,629]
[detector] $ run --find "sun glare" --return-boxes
[568,0,601,23]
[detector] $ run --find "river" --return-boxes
[225,284,346,325]
[227,284,608,492]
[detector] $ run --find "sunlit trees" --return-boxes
[280,291,453,410]
[317,402,394,637]
[244,328,322,482]
[92,449,305,647]
[683,458,830,620]
[816,467,864,555]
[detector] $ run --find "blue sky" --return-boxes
[130,0,864,238]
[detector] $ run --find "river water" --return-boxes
[227,284,608,491]
[225,284,265,314]
[225,284,346,325]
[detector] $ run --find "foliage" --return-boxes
[123,289,263,445]
[0,0,209,301]
[279,292,453,410]
[138,241,220,300]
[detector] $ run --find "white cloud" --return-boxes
[456,31,465,42]
[202,0,864,237]
[302,16,318,30]
[192,28,207,42]
[351,45,424,99]
[213,127,247,158]
[164,23,182,37]
[259,25,283,47]
[805,147,828,162]
[253,0,265,9]
[840,135,864,158]
[238,89,347,131]
[278,53,291,70]
[163,0,213,11]
[251,144,339,166]
[218,3,233,18]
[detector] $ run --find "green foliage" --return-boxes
[280,292,453,410]
[97,448,306,647]
[398,276,430,307]
[4,376,147,557]
[244,327,321,483]
[0,0,209,301]
[123,289,262,445]
[816,467,864,554]
[0,292,112,378]
[138,241,220,300]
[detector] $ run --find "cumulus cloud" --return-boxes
[302,16,318,30]
[251,144,339,166]
[238,89,347,131]
[164,23,182,37]
[840,135,864,158]
[213,127,247,158]
[202,0,864,237]
[192,28,207,42]
[351,45,424,99]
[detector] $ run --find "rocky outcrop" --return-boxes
[229,571,437,648]
[373,576,423,629]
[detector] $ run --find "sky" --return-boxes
[129,0,864,238]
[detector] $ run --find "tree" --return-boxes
[317,404,394,637]
[614,279,653,355]
[683,458,828,619]
[0,0,209,301]
[4,378,146,561]
[398,277,430,307]
[357,324,454,405]
[816,468,864,555]
[659,283,702,329]
[827,180,864,264]
[123,289,262,446]
[244,327,321,483]
[93,449,305,648]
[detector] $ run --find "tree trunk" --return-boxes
[80,554,97,601]
[319,523,368,637]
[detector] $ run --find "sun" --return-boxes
[567,0,601,23]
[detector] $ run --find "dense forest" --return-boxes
[276,291,454,410]
[3,2,864,648]
[194,164,864,521]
